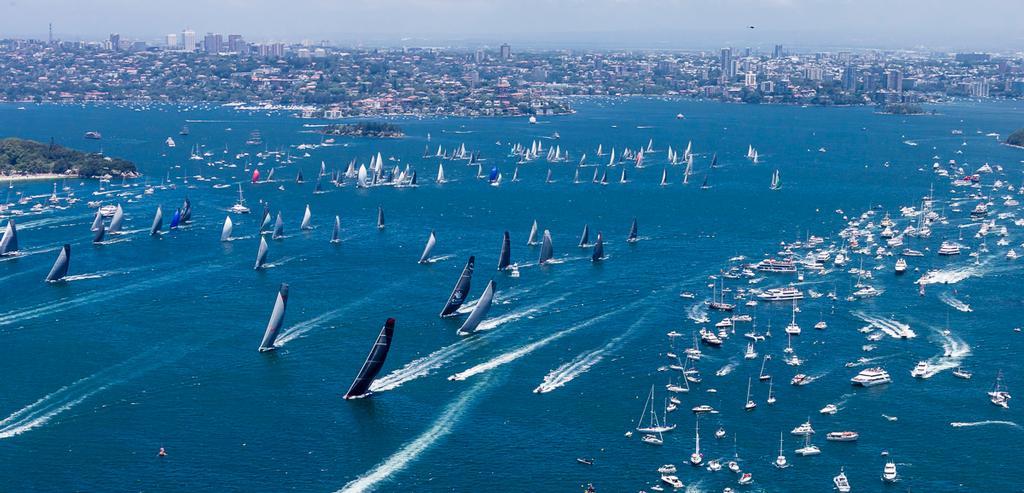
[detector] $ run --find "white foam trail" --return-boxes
[456,282,549,314]
[921,328,971,378]
[687,302,709,324]
[262,255,299,269]
[715,361,737,377]
[939,292,973,312]
[533,311,649,393]
[950,420,1020,429]
[62,271,117,282]
[371,298,563,393]
[337,378,492,493]
[916,265,980,285]
[448,300,639,382]
[852,311,916,339]
[276,308,345,346]
[423,254,453,264]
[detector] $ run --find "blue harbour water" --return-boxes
[0,98,1022,492]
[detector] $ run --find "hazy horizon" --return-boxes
[3,0,1024,52]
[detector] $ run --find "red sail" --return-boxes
[251,169,260,183]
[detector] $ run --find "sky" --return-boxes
[2,0,1023,51]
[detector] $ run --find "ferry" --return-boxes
[757,286,803,301]
[851,367,892,387]
[895,257,907,274]
[910,361,929,378]
[938,241,961,256]
[825,431,859,442]
[757,258,798,273]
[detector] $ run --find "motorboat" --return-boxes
[851,367,892,387]
[910,361,929,378]
[825,431,859,442]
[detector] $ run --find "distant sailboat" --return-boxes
[108,204,124,233]
[527,220,540,246]
[300,204,312,230]
[90,210,103,232]
[660,168,668,186]
[343,318,396,399]
[627,218,639,243]
[150,206,163,236]
[592,232,605,262]
[377,206,385,230]
[545,169,553,184]
[92,217,105,243]
[272,212,284,239]
[770,169,781,190]
[457,280,496,335]
[436,163,446,184]
[259,205,272,232]
[331,216,341,244]
[221,216,233,241]
[254,236,269,270]
[418,231,437,264]
[579,224,590,247]
[538,230,554,265]
[257,283,289,351]
[0,219,18,255]
[169,208,181,230]
[44,244,71,282]
[498,231,512,270]
[440,256,475,317]
[295,169,304,183]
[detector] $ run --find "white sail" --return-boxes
[419,231,437,263]
[437,163,446,183]
[221,216,233,241]
[357,164,369,188]
[300,204,312,230]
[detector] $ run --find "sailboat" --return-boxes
[377,206,385,230]
[44,244,71,282]
[767,378,776,405]
[0,219,18,256]
[440,256,475,317]
[329,217,342,243]
[989,370,1012,408]
[418,231,437,264]
[457,280,496,335]
[254,236,269,270]
[578,224,590,248]
[511,167,520,182]
[106,204,124,234]
[660,168,668,186]
[538,230,554,265]
[220,216,233,241]
[271,212,284,239]
[497,231,512,271]
[637,385,676,434]
[774,432,788,468]
[150,206,163,236]
[770,169,781,190]
[92,217,105,244]
[300,204,312,230]
[627,218,639,243]
[690,416,703,466]
[436,163,446,184]
[527,220,540,246]
[759,355,771,381]
[744,377,756,410]
[257,283,289,351]
[591,233,605,262]
[343,318,396,399]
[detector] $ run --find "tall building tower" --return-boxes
[165,33,178,50]
[885,69,903,93]
[228,34,245,53]
[773,44,784,58]
[842,66,857,91]
[109,33,121,51]
[182,29,197,52]
[500,43,511,61]
[48,23,53,44]
[720,47,733,80]
[204,33,223,54]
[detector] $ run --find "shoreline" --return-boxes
[0,173,78,183]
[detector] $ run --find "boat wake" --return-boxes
[422,254,454,264]
[852,311,916,339]
[371,298,562,393]
[687,302,710,324]
[921,328,971,378]
[916,265,980,285]
[262,255,299,269]
[337,377,493,493]
[938,292,973,312]
[534,310,651,393]
[950,420,1021,429]
[448,299,642,382]
[62,271,119,282]
[715,361,737,377]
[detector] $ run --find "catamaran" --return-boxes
[989,370,1012,408]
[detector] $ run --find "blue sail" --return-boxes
[169,208,182,230]
[488,166,499,182]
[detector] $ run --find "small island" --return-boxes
[321,122,404,138]
[1006,128,1024,148]
[0,137,138,180]
[880,103,928,115]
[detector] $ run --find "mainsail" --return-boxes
[45,244,70,282]
[150,206,163,236]
[272,212,284,239]
[0,219,18,255]
[221,216,233,241]
[169,208,181,230]
[627,218,639,242]
[108,204,124,233]
[418,231,437,264]
[527,220,539,245]
[579,224,590,247]
[300,204,312,230]
[331,215,341,243]
[440,256,475,317]
[259,205,272,232]
[343,318,396,399]
[592,232,605,262]
[90,210,103,232]
[436,163,446,183]
[92,217,105,243]
[497,231,511,270]
[377,206,385,230]
[457,280,496,336]
[254,236,269,270]
[257,283,289,351]
[180,198,192,223]
[538,230,554,264]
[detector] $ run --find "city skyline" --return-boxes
[3,0,1024,51]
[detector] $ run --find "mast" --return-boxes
[377,206,385,230]
[257,283,289,351]
[343,318,396,399]
[331,215,341,243]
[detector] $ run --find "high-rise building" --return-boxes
[773,44,784,58]
[109,33,120,51]
[720,48,733,80]
[842,66,857,91]
[228,34,246,54]
[744,72,757,87]
[182,30,197,52]
[204,33,223,54]
[474,49,484,63]
[500,43,511,61]
[165,33,178,50]
[885,69,903,93]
